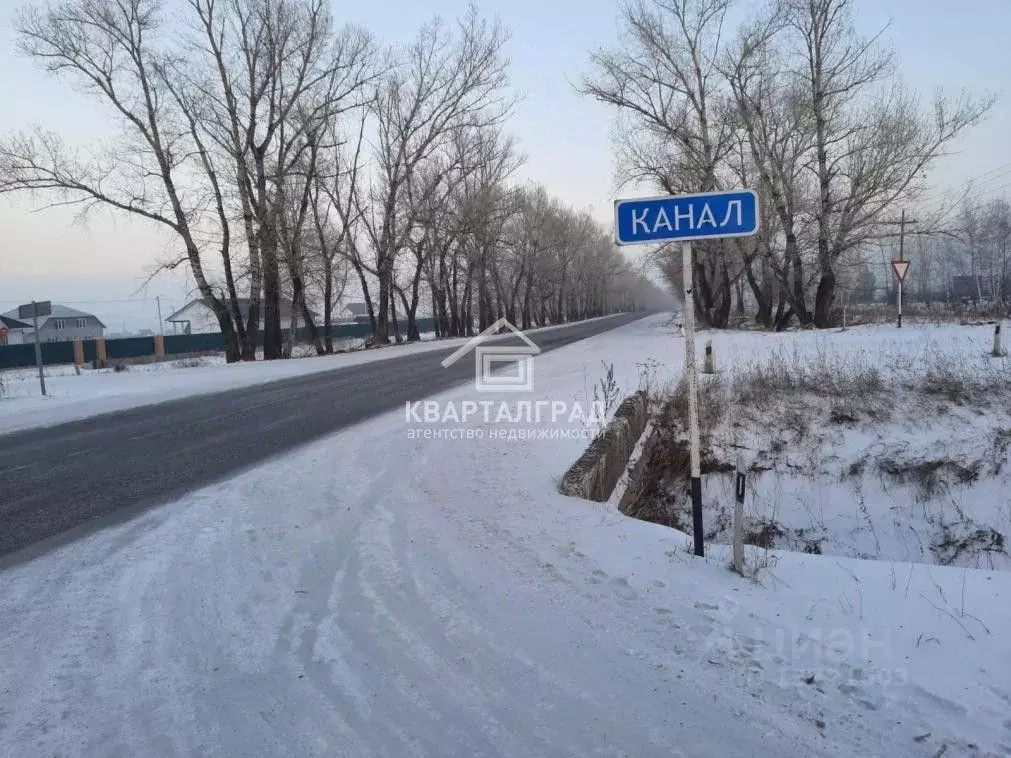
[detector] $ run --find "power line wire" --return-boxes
[0,297,178,305]
[916,163,1011,206]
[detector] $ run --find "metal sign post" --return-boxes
[615,188,760,559]
[681,241,705,556]
[891,260,910,329]
[31,300,46,397]
[898,276,903,329]
[889,208,916,329]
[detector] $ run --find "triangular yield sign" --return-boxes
[891,260,910,284]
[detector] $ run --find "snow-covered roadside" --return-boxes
[663,322,1011,570]
[0,315,622,435]
[2,313,1008,757]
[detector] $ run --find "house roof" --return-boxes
[0,315,33,330]
[167,298,321,323]
[1,304,105,328]
[344,301,370,317]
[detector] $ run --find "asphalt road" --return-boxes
[0,313,646,562]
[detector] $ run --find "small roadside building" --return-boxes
[0,303,105,343]
[166,298,321,334]
[0,314,33,345]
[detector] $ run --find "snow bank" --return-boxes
[631,320,1011,570]
[2,313,1008,757]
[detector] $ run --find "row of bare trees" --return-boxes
[895,195,1011,306]
[583,0,994,329]
[1,0,661,361]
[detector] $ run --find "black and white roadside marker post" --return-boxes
[615,189,760,558]
[732,453,746,574]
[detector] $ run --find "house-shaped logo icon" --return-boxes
[441,318,541,392]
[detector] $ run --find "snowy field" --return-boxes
[0,317,616,434]
[671,321,1011,571]
[2,313,1009,757]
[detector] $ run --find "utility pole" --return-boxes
[31,301,46,397]
[156,296,164,335]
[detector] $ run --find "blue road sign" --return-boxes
[614,189,759,245]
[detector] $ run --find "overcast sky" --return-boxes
[1,0,1008,330]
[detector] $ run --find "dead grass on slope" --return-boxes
[622,340,1011,567]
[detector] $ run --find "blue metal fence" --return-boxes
[106,337,160,360]
[164,333,224,354]
[0,318,439,370]
[0,341,76,370]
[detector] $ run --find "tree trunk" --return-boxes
[461,268,475,336]
[693,260,714,327]
[375,260,391,344]
[208,298,242,363]
[462,288,474,337]
[284,291,298,359]
[814,270,836,328]
[398,285,421,342]
[298,297,324,355]
[352,258,377,335]
[743,253,772,329]
[261,235,283,360]
[323,254,334,354]
[449,255,461,336]
[408,271,422,340]
[521,273,534,329]
[478,252,491,331]
[241,230,261,362]
[713,262,732,328]
[787,233,811,325]
[773,286,792,331]
[389,286,402,344]
[430,287,441,338]
[285,246,324,356]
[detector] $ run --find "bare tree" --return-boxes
[783,0,993,326]
[582,0,740,327]
[356,5,512,343]
[724,12,820,328]
[178,0,375,358]
[0,0,247,360]
[987,199,1011,303]
[0,0,378,361]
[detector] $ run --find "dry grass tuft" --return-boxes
[845,301,1007,326]
[732,346,884,407]
[620,330,1011,568]
[726,341,1011,422]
